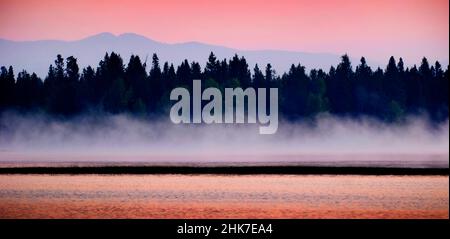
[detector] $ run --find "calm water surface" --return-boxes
[0,174,448,218]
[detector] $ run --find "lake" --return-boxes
[0,174,448,218]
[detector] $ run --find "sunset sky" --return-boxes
[1,0,448,64]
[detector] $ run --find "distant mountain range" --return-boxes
[0,32,377,78]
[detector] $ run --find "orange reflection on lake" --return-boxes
[0,174,448,218]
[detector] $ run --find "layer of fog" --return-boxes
[0,112,448,166]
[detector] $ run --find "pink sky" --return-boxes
[0,0,448,63]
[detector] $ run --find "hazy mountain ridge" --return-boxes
[1,32,358,77]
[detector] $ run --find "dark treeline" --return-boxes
[0,52,448,122]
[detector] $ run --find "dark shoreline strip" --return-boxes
[0,166,448,175]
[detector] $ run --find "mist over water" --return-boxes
[0,112,448,166]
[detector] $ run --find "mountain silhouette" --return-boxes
[0,32,366,77]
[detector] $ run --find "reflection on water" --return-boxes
[0,174,448,218]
